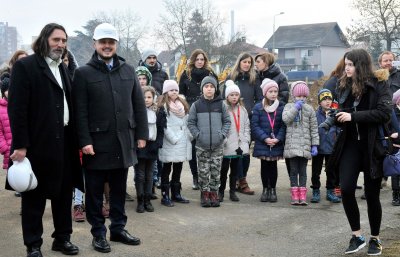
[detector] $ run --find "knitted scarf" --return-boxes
[169,99,186,118]
[263,98,279,113]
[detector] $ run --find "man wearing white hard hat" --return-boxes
[8,23,83,257]
[72,23,148,253]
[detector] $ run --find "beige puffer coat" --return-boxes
[282,102,319,159]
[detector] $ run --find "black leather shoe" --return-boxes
[51,240,79,255]
[27,247,43,257]
[110,229,141,245]
[92,236,111,253]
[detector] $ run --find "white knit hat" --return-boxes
[225,80,240,98]
[162,80,179,94]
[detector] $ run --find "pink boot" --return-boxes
[299,187,308,206]
[291,187,300,205]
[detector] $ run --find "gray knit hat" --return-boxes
[201,76,218,91]
[141,49,158,61]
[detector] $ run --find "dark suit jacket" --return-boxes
[7,54,84,197]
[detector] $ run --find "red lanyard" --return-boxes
[266,111,277,131]
[231,106,240,133]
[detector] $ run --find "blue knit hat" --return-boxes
[317,88,333,103]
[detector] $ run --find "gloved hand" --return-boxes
[311,145,318,156]
[294,100,304,110]
[318,121,330,130]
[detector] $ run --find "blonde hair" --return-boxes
[157,93,190,115]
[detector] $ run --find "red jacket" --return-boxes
[0,98,11,169]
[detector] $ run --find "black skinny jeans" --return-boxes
[339,140,382,236]
[260,160,278,188]
[219,157,239,192]
[311,154,336,189]
[161,162,183,185]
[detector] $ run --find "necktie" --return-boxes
[108,64,112,71]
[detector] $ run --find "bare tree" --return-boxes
[155,0,224,57]
[347,0,400,51]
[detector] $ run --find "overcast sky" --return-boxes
[3,0,359,51]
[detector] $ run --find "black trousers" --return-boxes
[134,158,154,195]
[189,140,198,178]
[311,154,336,189]
[21,128,73,248]
[85,168,128,237]
[219,157,239,192]
[260,160,278,188]
[161,162,183,184]
[339,140,382,236]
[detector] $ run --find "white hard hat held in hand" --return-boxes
[7,158,38,192]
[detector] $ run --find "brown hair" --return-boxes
[329,56,346,78]
[186,49,214,80]
[339,49,374,98]
[32,23,68,57]
[142,86,158,111]
[9,50,28,67]
[229,52,257,84]
[255,52,275,67]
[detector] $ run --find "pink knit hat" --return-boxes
[291,81,309,97]
[393,89,400,105]
[260,78,279,96]
[162,80,179,94]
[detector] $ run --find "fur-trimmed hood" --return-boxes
[374,68,389,82]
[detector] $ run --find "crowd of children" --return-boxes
[3,47,399,256]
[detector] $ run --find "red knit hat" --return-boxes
[291,81,309,97]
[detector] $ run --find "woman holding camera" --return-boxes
[328,49,392,255]
[251,79,286,202]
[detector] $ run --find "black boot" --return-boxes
[144,194,154,212]
[392,189,400,206]
[171,182,189,203]
[135,183,144,213]
[161,184,174,207]
[229,190,239,202]
[192,175,199,190]
[136,195,145,213]
[218,190,224,202]
[260,187,269,202]
[151,185,158,200]
[270,188,277,202]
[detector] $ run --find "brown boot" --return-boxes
[238,178,255,195]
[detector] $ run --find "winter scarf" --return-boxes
[263,98,280,113]
[147,107,157,141]
[169,99,186,118]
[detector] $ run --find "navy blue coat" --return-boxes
[315,107,339,155]
[251,101,286,158]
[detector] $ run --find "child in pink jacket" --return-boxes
[0,73,12,171]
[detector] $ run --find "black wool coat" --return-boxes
[73,52,148,170]
[327,74,392,179]
[7,54,84,197]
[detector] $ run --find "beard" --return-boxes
[48,48,64,61]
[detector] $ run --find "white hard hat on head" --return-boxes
[93,23,119,42]
[7,158,38,192]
